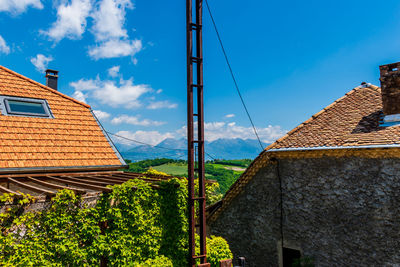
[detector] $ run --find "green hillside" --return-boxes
[126,158,251,195]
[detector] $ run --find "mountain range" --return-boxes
[117,138,268,161]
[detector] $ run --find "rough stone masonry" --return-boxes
[209,156,400,266]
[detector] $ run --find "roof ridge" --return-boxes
[0,65,90,109]
[265,84,380,151]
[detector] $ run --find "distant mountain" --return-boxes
[206,138,267,160]
[119,138,268,162]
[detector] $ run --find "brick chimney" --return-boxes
[45,69,58,91]
[379,62,400,115]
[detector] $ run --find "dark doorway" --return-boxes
[283,247,301,267]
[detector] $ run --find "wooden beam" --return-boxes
[108,173,132,180]
[26,177,86,195]
[116,172,142,178]
[63,176,114,186]
[0,185,22,197]
[117,174,167,183]
[8,178,56,197]
[123,172,174,179]
[46,176,112,192]
[112,173,159,181]
[82,176,126,184]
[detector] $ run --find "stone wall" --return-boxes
[209,156,400,266]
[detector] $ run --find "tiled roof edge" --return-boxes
[0,165,127,174]
[264,83,380,151]
[90,109,127,166]
[0,65,91,109]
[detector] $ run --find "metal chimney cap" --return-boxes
[45,69,59,76]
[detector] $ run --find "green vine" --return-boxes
[0,178,231,266]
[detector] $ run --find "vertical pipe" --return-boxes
[196,0,207,264]
[186,0,195,266]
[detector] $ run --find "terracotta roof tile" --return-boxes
[267,84,399,150]
[0,65,124,170]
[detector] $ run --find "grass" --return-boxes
[153,163,188,176]
[211,163,246,174]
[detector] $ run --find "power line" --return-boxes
[106,131,218,161]
[204,0,264,151]
[106,131,186,152]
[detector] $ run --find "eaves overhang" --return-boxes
[0,165,129,175]
[267,143,400,152]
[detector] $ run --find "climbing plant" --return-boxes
[0,177,231,266]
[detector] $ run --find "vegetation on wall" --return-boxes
[0,178,232,266]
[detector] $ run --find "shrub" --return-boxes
[0,177,232,266]
[207,236,233,267]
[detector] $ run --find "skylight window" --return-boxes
[0,96,53,118]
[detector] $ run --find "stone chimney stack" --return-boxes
[379,62,400,115]
[45,69,58,91]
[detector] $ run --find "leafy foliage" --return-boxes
[205,164,241,194]
[143,167,169,177]
[205,236,233,267]
[0,177,232,266]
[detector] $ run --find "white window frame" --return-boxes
[0,95,54,118]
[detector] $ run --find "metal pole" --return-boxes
[186,0,196,265]
[187,0,208,265]
[195,0,207,263]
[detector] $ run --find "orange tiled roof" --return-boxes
[266,84,399,151]
[0,65,125,171]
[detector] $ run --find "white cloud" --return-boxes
[43,0,91,42]
[113,130,174,146]
[0,35,10,54]
[70,75,151,108]
[0,0,43,14]
[30,54,53,72]
[93,109,111,120]
[94,78,150,108]
[147,101,178,110]
[88,0,142,60]
[72,90,87,103]
[70,76,100,91]
[225,114,235,118]
[156,89,162,94]
[88,39,142,60]
[107,65,120,77]
[91,0,133,41]
[177,121,287,143]
[111,115,165,126]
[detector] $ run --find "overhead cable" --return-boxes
[106,131,218,161]
[204,0,264,151]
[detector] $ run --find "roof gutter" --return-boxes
[0,165,128,175]
[267,143,400,152]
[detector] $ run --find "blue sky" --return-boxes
[1,0,400,147]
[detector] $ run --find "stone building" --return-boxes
[208,62,400,266]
